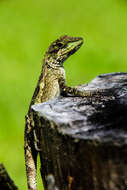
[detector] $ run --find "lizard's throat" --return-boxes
[46,60,63,69]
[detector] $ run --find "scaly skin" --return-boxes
[24,35,109,190]
[24,35,84,190]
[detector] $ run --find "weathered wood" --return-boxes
[0,163,18,190]
[32,72,127,190]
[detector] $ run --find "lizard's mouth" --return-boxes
[67,38,83,56]
[59,37,83,64]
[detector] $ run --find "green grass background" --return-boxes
[1,0,127,189]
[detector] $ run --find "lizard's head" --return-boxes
[45,35,83,67]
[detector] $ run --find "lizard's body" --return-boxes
[25,35,85,190]
[24,35,109,190]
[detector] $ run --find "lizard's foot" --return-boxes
[33,130,42,151]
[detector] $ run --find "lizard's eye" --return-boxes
[48,42,66,54]
[57,42,64,48]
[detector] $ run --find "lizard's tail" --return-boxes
[24,115,38,190]
[25,144,37,190]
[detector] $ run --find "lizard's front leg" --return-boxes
[24,115,38,190]
[58,77,95,97]
[59,78,111,98]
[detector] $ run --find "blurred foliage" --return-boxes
[0,0,127,189]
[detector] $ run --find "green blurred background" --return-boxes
[0,0,127,189]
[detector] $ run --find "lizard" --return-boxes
[24,35,112,190]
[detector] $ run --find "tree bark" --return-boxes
[32,72,127,190]
[0,163,18,190]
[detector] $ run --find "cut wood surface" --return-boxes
[32,72,127,190]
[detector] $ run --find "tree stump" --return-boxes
[32,72,127,190]
[0,163,18,190]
